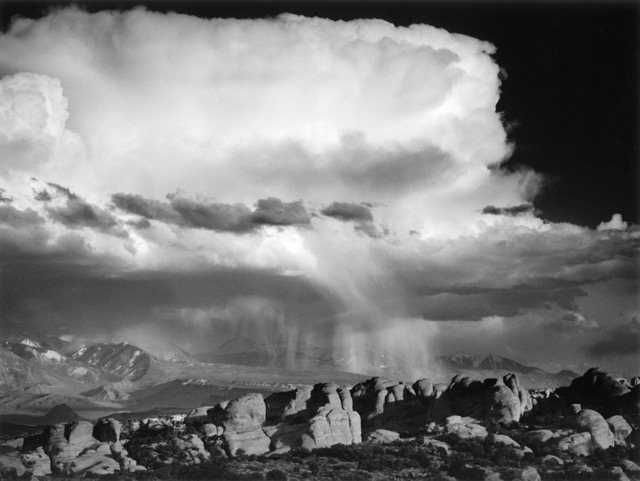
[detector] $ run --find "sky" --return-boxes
[0,1,638,376]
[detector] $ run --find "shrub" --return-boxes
[266,468,288,480]
[308,459,320,475]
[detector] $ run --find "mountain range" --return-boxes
[0,334,579,424]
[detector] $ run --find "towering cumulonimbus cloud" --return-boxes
[0,8,637,374]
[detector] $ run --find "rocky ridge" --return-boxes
[1,367,637,479]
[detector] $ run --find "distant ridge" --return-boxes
[158,345,196,363]
[435,352,580,389]
[477,354,534,373]
[40,403,85,424]
[72,342,151,381]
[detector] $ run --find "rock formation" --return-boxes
[93,417,122,444]
[263,381,361,453]
[0,367,636,478]
[208,393,271,456]
[574,408,615,450]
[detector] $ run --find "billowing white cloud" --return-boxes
[0,72,84,177]
[597,213,627,231]
[0,8,637,373]
[0,8,520,214]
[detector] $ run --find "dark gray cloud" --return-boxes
[481,203,536,216]
[409,283,588,321]
[586,322,640,358]
[0,204,52,259]
[47,201,121,234]
[320,201,382,237]
[111,193,181,225]
[30,182,126,236]
[41,184,124,236]
[251,197,309,226]
[0,188,12,203]
[321,202,373,223]
[34,189,52,202]
[0,204,44,228]
[168,196,252,232]
[0,257,332,355]
[46,182,78,200]
[112,193,310,233]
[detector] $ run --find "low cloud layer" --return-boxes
[112,192,309,233]
[321,202,374,223]
[546,311,600,334]
[0,8,638,373]
[481,203,536,216]
[42,183,125,236]
[586,319,640,358]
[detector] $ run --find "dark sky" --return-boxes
[1,1,638,228]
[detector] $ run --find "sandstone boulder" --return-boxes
[617,459,640,474]
[540,454,564,466]
[223,428,271,456]
[443,374,525,424]
[607,415,632,442]
[0,438,23,451]
[413,378,434,398]
[365,429,400,444]
[216,393,266,433]
[263,423,309,450]
[265,386,313,422]
[442,416,488,439]
[301,415,331,450]
[201,423,222,438]
[339,387,354,412]
[350,377,423,430]
[521,466,541,481]
[575,409,614,449]
[504,373,533,417]
[521,429,555,445]
[308,383,343,413]
[556,368,634,419]
[422,438,451,454]
[557,432,593,456]
[607,466,631,481]
[96,443,112,454]
[68,452,120,475]
[262,381,362,453]
[493,434,521,448]
[302,405,360,449]
[67,421,94,444]
[570,368,630,397]
[351,377,399,420]
[20,447,51,476]
[186,405,214,422]
[43,421,107,473]
[349,410,362,444]
[0,453,27,477]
